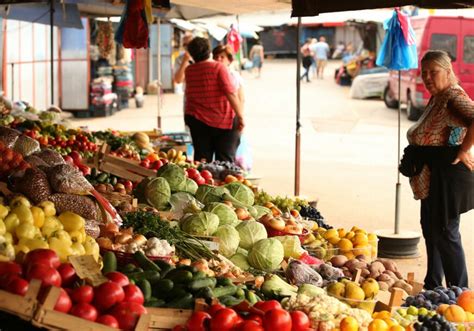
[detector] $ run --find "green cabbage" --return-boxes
[169,192,203,218]
[248,238,284,271]
[180,211,219,236]
[253,205,272,219]
[195,185,228,204]
[274,235,305,259]
[214,225,240,257]
[225,182,255,206]
[157,163,186,192]
[183,178,198,195]
[236,221,267,250]
[204,202,239,226]
[145,177,171,210]
[230,253,250,271]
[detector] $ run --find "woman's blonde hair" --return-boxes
[421,50,459,84]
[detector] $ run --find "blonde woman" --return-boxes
[400,50,474,289]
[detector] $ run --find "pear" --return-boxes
[345,282,365,301]
[327,281,345,298]
[361,278,380,299]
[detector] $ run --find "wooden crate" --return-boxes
[0,279,41,321]
[99,153,156,182]
[135,308,193,331]
[32,286,116,331]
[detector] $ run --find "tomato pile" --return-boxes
[0,141,30,177]
[0,249,146,330]
[174,300,312,331]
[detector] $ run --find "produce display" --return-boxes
[0,110,472,331]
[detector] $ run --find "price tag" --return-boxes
[69,255,108,287]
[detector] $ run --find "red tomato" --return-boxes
[93,281,125,311]
[26,264,62,288]
[0,261,22,277]
[172,326,186,331]
[54,288,72,313]
[200,170,213,180]
[123,284,144,305]
[105,272,130,287]
[71,285,94,304]
[186,168,200,179]
[186,311,211,331]
[210,308,240,331]
[70,302,98,322]
[69,151,82,163]
[97,315,119,328]
[110,301,146,331]
[207,303,225,316]
[194,176,206,185]
[246,314,263,325]
[160,158,169,165]
[7,277,29,296]
[79,165,91,176]
[290,311,310,331]
[24,249,60,269]
[152,160,164,170]
[63,155,74,164]
[140,160,150,168]
[237,320,264,331]
[57,263,77,287]
[123,180,133,192]
[254,300,282,313]
[263,309,292,331]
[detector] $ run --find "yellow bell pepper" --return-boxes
[0,240,15,260]
[69,229,86,244]
[50,230,72,246]
[0,205,9,220]
[15,223,37,240]
[84,235,100,261]
[71,242,86,256]
[0,219,5,236]
[4,232,13,244]
[48,237,72,262]
[19,238,49,250]
[30,207,45,228]
[38,201,56,217]
[41,217,63,238]
[58,211,85,232]
[12,205,33,224]
[4,213,20,233]
[9,196,31,209]
[14,243,30,255]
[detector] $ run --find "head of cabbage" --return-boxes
[236,221,267,250]
[253,205,272,219]
[183,178,198,195]
[248,238,284,271]
[225,182,255,206]
[157,163,186,192]
[230,253,250,271]
[214,225,240,257]
[195,185,227,204]
[180,211,219,236]
[274,236,305,259]
[145,177,171,210]
[204,202,239,226]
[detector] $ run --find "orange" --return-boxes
[340,316,359,331]
[338,238,354,252]
[443,304,466,323]
[345,231,356,240]
[457,290,474,313]
[328,236,341,245]
[353,233,369,246]
[338,228,347,238]
[437,304,449,315]
[383,318,397,328]
[368,318,389,331]
[373,311,391,320]
[390,326,405,331]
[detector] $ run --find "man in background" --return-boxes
[311,36,330,79]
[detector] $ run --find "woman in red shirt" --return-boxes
[184,37,244,162]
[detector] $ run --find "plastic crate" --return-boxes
[73,110,91,118]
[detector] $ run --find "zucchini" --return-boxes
[102,251,117,274]
[212,285,237,298]
[121,263,137,274]
[219,295,244,307]
[137,279,152,301]
[97,173,108,183]
[165,293,194,309]
[234,288,245,299]
[146,297,166,307]
[188,278,216,292]
[192,271,208,280]
[154,279,174,293]
[159,265,175,279]
[165,269,193,284]
[245,289,258,305]
[133,251,161,273]
[216,277,233,287]
[176,265,198,274]
[110,176,118,186]
[153,259,172,270]
[127,270,161,283]
[196,287,213,301]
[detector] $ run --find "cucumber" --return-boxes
[155,279,174,293]
[102,251,117,273]
[91,168,98,177]
[133,251,161,273]
[211,285,237,298]
[188,278,217,292]
[137,279,152,301]
[245,289,258,305]
[153,259,172,270]
[165,293,194,309]
[165,269,193,284]
[234,288,245,299]
[219,295,244,307]
[97,173,108,183]
[216,277,233,287]
[110,176,118,186]
[196,287,213,301]
[127,270,161,283]
[159,265,175,279]
[121,263,136,274]
[192,271,208,280]
[146,297,166,307]
[176,265,198,274]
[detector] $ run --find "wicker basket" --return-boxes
[100,247,172,265]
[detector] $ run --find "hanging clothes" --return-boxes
[96,21,116,59]
[115,0,149,49]
[227,25,242,54]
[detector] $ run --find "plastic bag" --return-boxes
[285,259,323,287]
[236,134,253,172]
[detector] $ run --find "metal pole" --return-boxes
[236,15,243,73]
[394,70,401,234]
[50,0,54,105]
[11,63,14,100]
[295,17,302,196]
[156,18,162,129]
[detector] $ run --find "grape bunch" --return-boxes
[254,190,273,206]
[200,160,244,180]
[413,314,456,331]
[299,205,332,229]
[403,286,468,310]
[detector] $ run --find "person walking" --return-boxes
[184,37,244,162]
[249,41,264,78]
[300,39,313,83]
[312,36,330,79]
[399,50,474,289]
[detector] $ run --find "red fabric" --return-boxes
[123,0,149,49]
[396,9,416,46]
[227,27,242,54]
[185,61,237,130]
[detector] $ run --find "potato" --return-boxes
[377,273,392,282]
[344,259,368,272]
[384,270,399,280]
[378,281,390,291]
[330,255,348,268]
[378,258,399,273]
[393,280,413,294]
[369,261,385,278]
[360,268,370,278]
[355,254,368,261]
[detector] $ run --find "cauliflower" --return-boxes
[145,238,174,257]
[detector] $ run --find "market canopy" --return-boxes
[171,0,291,15]
[291,0,474,16]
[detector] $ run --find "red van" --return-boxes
[383,16,474,120]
